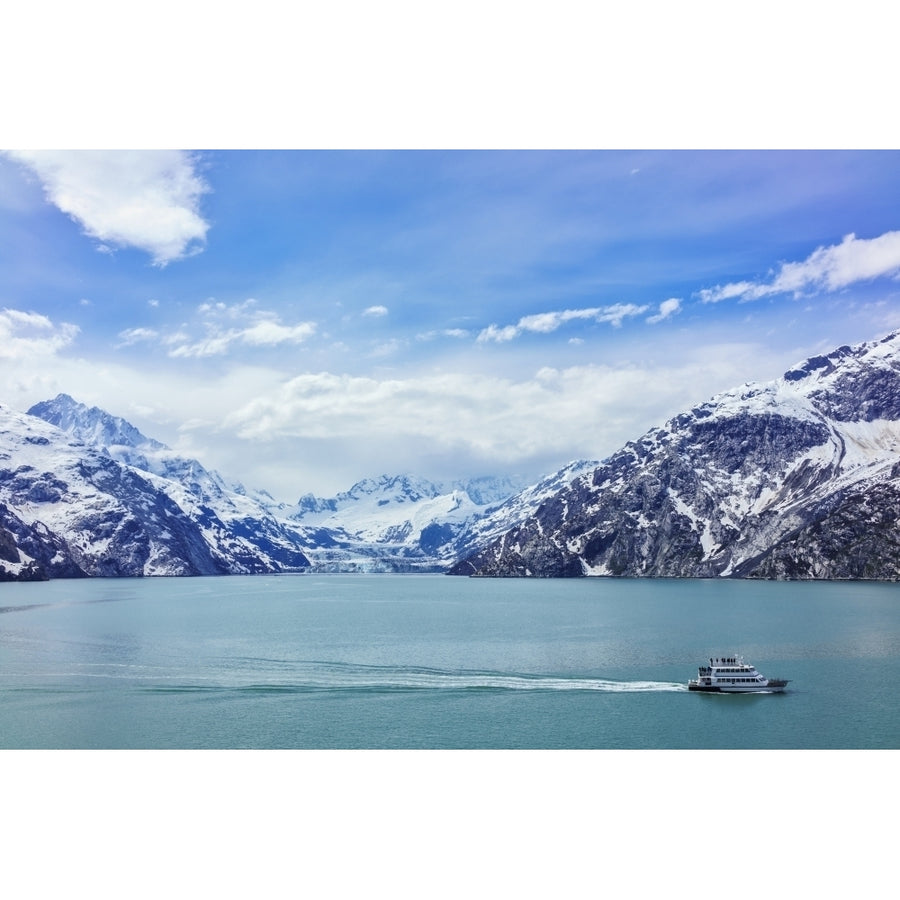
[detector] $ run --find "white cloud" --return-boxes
[220,359,727,470]
[363,305,389,317]
[699,231,900,304]
[416,328,470,341]
[169,334,235,359]
[117,327,159,347]
[166,300,316,357]
[698,281,758,304]
[477,304,649,342]
[0,308,79,359]
[4,150,210,265]
[476,323,521,343]
[646,297,682,324]
[200,338,791,498]
[241,320,317,346]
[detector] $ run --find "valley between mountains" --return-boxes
[4,332,900,581]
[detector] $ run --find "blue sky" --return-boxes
[3,149,900,499]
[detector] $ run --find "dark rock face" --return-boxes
[418,522,456,555]
[0,502,82,580]
[732,477,900,579]
[1,401,312,580]
[1,450,230,578]
[450,332,900,580]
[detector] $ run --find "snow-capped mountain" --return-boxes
[27,395,167,468]
[285,474,529,551]
[268,470,601,572]
[447,459,600,561]
[245,473,534,572]
[0,396,311,578]
[9,332,900,582]
[0,404,254,578]
[449,333,900,579]
[2,395,540,577]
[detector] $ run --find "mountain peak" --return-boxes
[28,394,167,453]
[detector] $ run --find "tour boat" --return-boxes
[688,655,789,693]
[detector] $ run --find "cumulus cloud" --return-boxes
[0,308,79,359]
[4,150,210,265]
[477,303,649,342]
[646,297,682,324]
[699,231,900,303]
[166,299,316,358]
[363,305,389,316]
[201,339,791,497]
[220,361,710,465]
[0,328,786,500]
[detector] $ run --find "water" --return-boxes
[1,574,899,748]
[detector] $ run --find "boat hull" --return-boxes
[688,682,788,693]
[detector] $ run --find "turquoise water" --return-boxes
[1,574,898,748]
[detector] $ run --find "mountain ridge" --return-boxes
[5,331,900,581]
[2,396,548,578]
[448,332,900,579]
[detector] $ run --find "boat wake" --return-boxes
[147,661,688,695]
[8,660,687,694]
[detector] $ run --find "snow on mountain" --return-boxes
[292,474,494,541]
[0,500,76,581]
[450,332,900,579]
[14,331,900,582]
[0,404,237,577]
[448,459,600,561]
[274,470,598,571]
[29,394,230,495]
[9,395,543,576]
[9,396,311,576]
[28,394,166,462]
[274,473,533,571]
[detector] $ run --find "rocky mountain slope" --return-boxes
[27,394,313,574]
[278,474,515,572]
[449,333,900,579]
[1,399,311,578]
[251,469,597,572]
[3,395,558,577]
[8,331,900,581]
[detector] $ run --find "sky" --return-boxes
[3,148,900,500]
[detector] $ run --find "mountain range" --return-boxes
[0,394,592,580]
[3,331,900,581]
[449,332,900,579]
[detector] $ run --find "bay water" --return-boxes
[2,573,898,749]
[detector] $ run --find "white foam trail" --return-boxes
[352,675,687,692]
[3,660,689,693]
[239,666,688,692]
